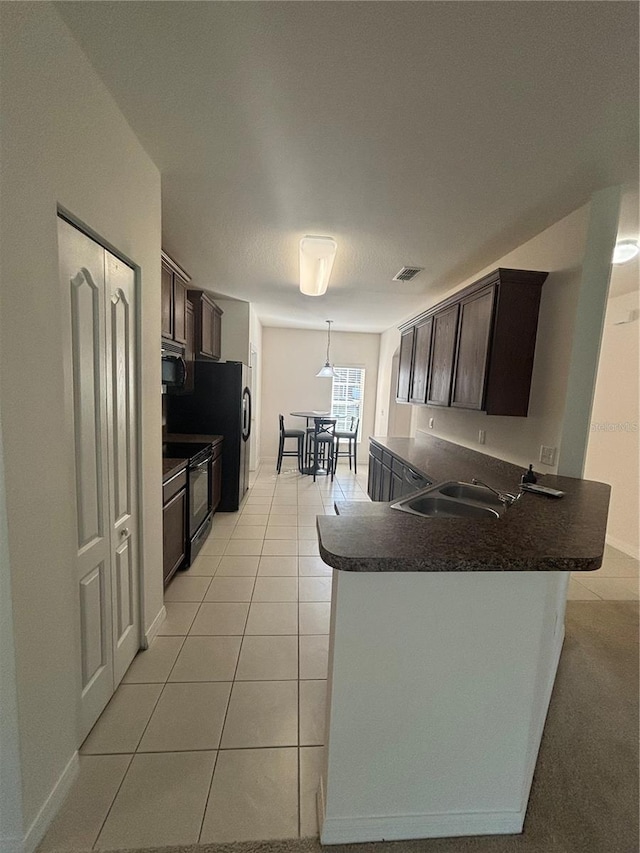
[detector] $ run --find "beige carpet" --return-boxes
[48,601,639,853]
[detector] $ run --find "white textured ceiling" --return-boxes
[57,1,638,331]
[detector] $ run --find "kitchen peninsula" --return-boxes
[316,434,610,845]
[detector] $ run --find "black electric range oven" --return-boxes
[164,441,213,565]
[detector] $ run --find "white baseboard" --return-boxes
[21,751,79,853]
[318,757,523,845]
[605,535,639,560]
[143,605,166,649]
[320,807,524,845]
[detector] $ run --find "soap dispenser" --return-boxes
[521,464,538,484]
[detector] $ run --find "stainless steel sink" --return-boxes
[390,481,508,519]
[437,482,506,510]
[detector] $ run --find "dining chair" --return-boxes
[334,416,360,474]
[276,414,305,474]
[309,418,337,482]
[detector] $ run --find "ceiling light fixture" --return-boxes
[316,320,338,378]
[612,240,639,264]
[299,235,337,296]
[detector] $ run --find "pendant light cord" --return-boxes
[326,320,332,363]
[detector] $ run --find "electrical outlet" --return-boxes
[539,445,557,466]
[478,429,486,445]
[429,417,434,429]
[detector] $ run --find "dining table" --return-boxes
[289,410,332,475]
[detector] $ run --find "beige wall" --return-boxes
[249,307,263,470]
[217,297,251,364]
[0,3,162,842]
[261,327,380,464]
[379,205,592,472]
[584,285,640,557]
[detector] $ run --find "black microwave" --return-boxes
[161,343,187,393]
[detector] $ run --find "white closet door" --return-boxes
[58,218,140,741]
[105,252,140,685]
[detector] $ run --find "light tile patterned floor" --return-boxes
[38,458,638,850]
[39,459,369,851]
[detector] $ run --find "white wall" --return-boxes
[584,286,640,557]
[261,328,380,464]
[0,405,24,853]
[216,297,251,364]
[249,307,263,470]
[0,3,162,845]
[374,327,401,435]
[378,205,591,471]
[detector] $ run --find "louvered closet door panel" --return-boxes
[58,217,114,741]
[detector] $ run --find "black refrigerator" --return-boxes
[167,361,251,511]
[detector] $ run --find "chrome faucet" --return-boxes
[471,479,521,507]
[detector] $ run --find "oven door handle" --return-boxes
[192,457,211,471]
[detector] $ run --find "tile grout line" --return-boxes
[82,463,345,850]
[90,752,135,850]
[88,625,190,848]
[197,485,261,844]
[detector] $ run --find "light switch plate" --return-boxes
[429,418,434,429]
[478,430,486,445]
[539,445,557,466]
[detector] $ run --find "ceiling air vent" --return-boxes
[393,266,424,282]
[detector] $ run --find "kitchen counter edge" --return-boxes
[316,433,610,573]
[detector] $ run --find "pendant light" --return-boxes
[316,320,338,378]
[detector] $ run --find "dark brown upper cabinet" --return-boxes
[161,264,173,338]
[451,286,495,410]
[396,328,415,402]
[161,252,190,345]
[188,290,223,361]
[409,317,433,404]
[183,300,195,394]
[426,304,459,406]
[172,274,187,345]
[399,268,548,417]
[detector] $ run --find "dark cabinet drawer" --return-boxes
[391,456,405,477]
[162,467,187,504]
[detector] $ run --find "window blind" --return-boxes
[331,367,365,440]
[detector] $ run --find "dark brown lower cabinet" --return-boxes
[367,441,431,502]
[163,467,188,586]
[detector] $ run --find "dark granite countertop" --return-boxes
[317,433,610,573]
[165,432,224,447]
[162,458,188,483]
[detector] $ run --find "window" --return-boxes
[331,367,365,440]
